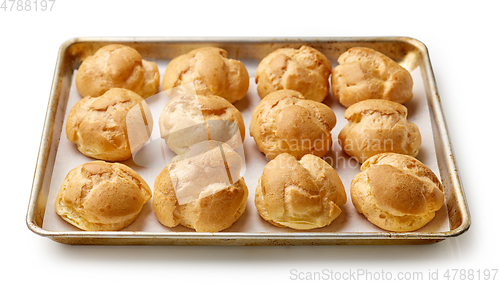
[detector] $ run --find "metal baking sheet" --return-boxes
[26,37,470,245]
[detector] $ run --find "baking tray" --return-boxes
[26,37,470,245]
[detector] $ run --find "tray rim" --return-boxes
[26,36,471,245]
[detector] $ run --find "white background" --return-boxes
[1,0,498,283]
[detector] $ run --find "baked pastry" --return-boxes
[338,99,421,163]
[66,88,153,161]
[55,161,152,231]
[249,90,336,159]
[76,44,160,99]
[350,153,444,232]
[331,47,413,107]
[162,47,249,103]
[159,93,245,155]
[255,153,346,230]
[255,45,332,102]
[153,143,248,232]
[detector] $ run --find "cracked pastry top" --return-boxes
[338,99,421,163]
[76,44,160,99]
[66,88,153,162]
[162,47,249,104]
[55,161,152,231]
[255,153,346,230]
[249,89,337,160]
[350,153,444,232]
[255,45,332,102]
[153,143,248,232]
[331,47,413,107]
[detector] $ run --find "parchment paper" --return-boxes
[42,59,449,233]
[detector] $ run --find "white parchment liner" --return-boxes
[42,59,449,233]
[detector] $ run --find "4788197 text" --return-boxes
[0,0,55,11]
